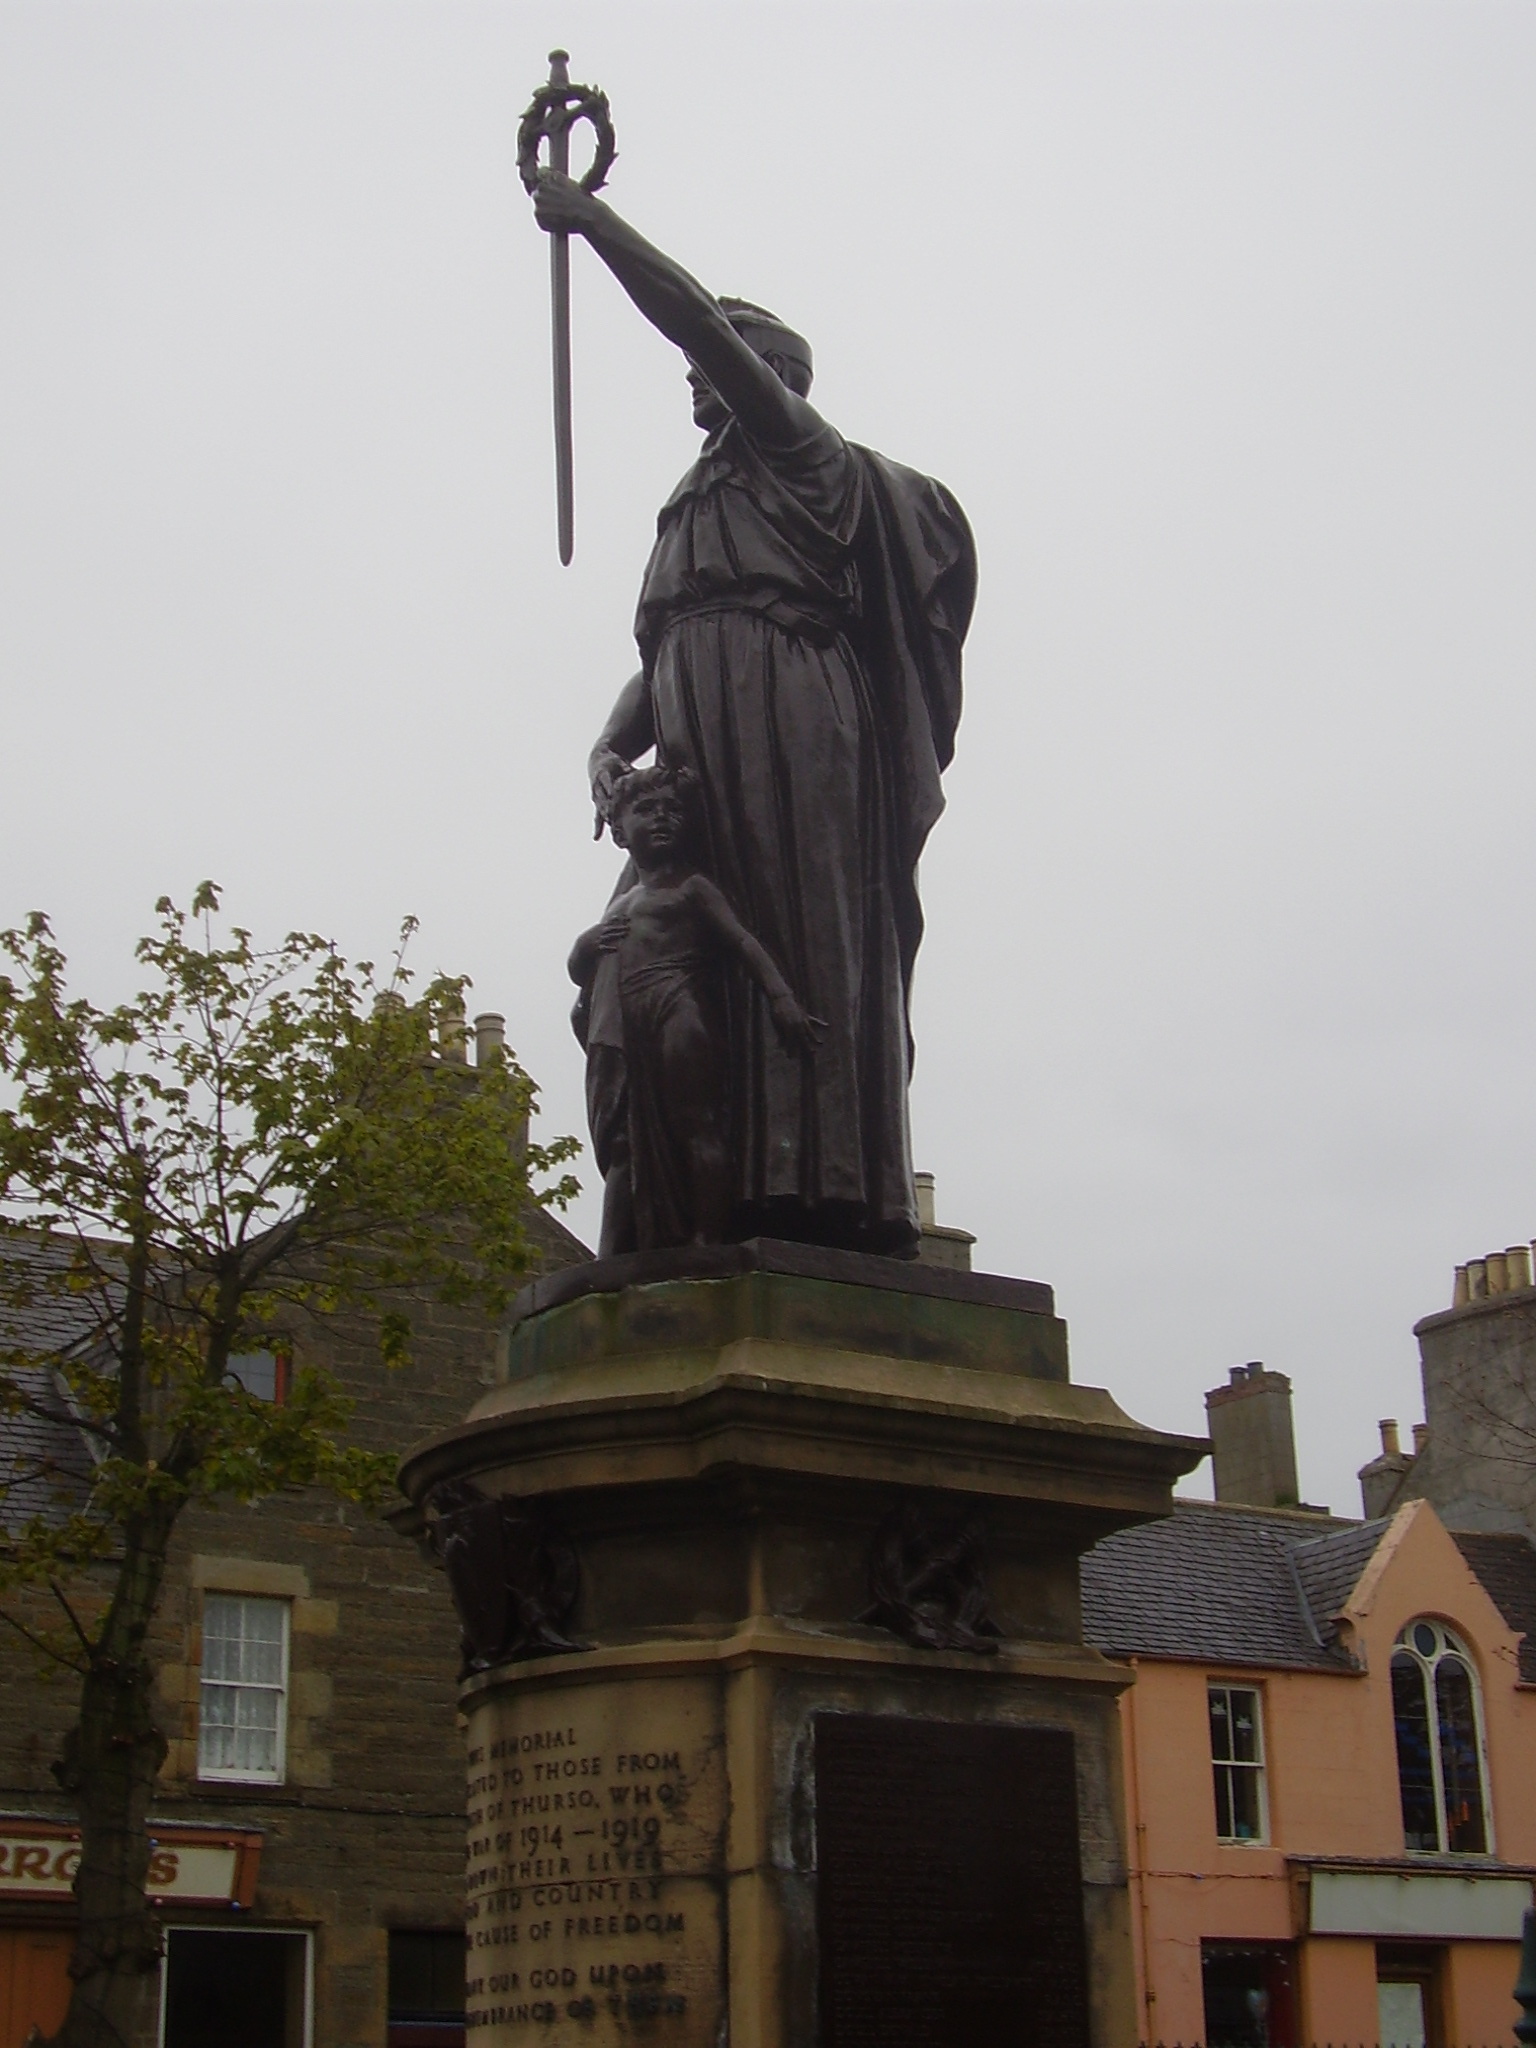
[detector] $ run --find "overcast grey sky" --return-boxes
[3,1,1533,1515]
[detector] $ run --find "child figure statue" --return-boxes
[570,765,823,1255]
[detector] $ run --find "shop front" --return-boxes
[0,1815,264,2048]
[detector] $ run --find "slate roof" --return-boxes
[1083,1497,1536,1683]
[0,1231,121,1357]
[1081,1500,1380,1671]
[1,1364,96,1529]
[1291,1520,1389,1642]
[1451,1530,1536,1684]
[0,1233,117,1533]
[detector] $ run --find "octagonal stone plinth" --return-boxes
[399,1241,1204,2048]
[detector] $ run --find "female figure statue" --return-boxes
[534,172,975,1258]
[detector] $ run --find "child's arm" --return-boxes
[568,925,603,985]
[686,877,825,1051]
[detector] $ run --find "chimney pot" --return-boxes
[1506,1245,1532,1292]
[914,1171,937,1230]
[1467,1258,1488,1301]
[1412,1423,1429,1455]
[1452,1265,1470,1308]
[1486,1250,1509,1296]
[439,998,468,1063]
[1379,1419,1401,1458]
[473,1012,507,1067]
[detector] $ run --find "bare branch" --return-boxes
[0,1603,86,1675]
[50,1580,96,1659]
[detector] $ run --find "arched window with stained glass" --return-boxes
[1389,1618,1491,1855]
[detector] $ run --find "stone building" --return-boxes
[0,1023,589,2048]
[1358,1238,1536,1538]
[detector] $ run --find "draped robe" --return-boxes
[632,412,975,1257]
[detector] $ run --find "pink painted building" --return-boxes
[1083,1494,1536,2047]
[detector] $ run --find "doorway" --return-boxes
[160,1927,310,2048]
[1377,1944,1445,2048]
[1200,1941,1297,2048]
[0,1928,73,2048]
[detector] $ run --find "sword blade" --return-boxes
[548,51,574,565]
[551,230,573,564]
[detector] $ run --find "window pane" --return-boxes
[1378,1979,1426,2048]
[201,1632,239,1683]
[1214,1766,1234,1839]
[1228,1765,1263,1841]
[389,1931,466,2022]
[227,1352,277,1401]
[1210,1688,1234,1761]
[1230,1691,1261,1763]
[234,1725,277,1778]
[1391,1653,1440,1851]
[198,1688,237,1774]
[201,1597,242,1682]
[232,1685,278,1776]
[237,1631,284,1688]
[1435,1658,1488,1854]
[235,1688,278,1733]
[241,1600,285,1644]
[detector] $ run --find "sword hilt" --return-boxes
[517,54,615,197]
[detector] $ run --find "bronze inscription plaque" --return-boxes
[464,1675,725,2044]
[814,1716,1091,2048]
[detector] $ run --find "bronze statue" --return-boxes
[532,159,975,1258]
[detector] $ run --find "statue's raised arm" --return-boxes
[534,167,976,1259]
[532,172,820,448]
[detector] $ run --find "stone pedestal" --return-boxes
[398,1241,1203,2048]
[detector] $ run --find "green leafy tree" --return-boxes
[0,886,577,2048]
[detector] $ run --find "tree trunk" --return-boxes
[44,1512,173,2048]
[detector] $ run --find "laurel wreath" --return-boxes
[516,81,617,196]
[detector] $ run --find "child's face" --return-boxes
[618,785,688,862]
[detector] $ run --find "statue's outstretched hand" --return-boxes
[770,994,827,1056]
[533,169,600,236]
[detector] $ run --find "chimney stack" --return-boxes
[911,1172,976,1273]
[1204,1363,1301,1509]
[1358,1414,1414,1519]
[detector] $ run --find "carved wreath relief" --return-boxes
[859,1498,1002,1655]
[427,1480,589,1676]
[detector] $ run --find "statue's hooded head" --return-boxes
[720,299,814,390]
[688,298,814,428]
